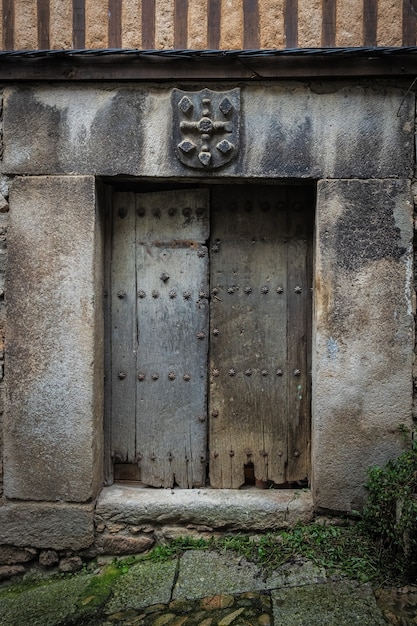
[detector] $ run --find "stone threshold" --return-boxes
[95,484,314,532]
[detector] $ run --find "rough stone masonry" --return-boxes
[0,78,414,575]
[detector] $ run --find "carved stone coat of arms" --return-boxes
[172,88,240,170]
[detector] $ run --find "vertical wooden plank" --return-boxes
[403,0,417,45]
[363,0,377,46]
[0,2,3,51]
[322,0,335,46]
[111,192,137,464]
[284,0,298,47]
[286,187,313,482]
[103,184,114,485]
[174,0,187,48]
[3,0,14,49]
[142,0,155,47]
[73,0,85,47]
[243,0,259,48]
[207,0,220,48]
[209,186,289,488]
[37,0,50,48]
[108,0,121,47]
[136,190,209,488]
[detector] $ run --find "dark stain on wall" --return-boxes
[332,181,406,272]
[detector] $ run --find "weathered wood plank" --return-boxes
[207,0,221,48]
[3,0,14,49]
[286,186,313,482]
[135,190,209,488]
[72,0,85,48]
[363,0,377,46]
[142,0,155,48]
[243,0,259,49]
[322,0,336,46]
[209,186,290,488]
[37,0,50,49]
[285,0,298,47]
[111,192,137,463]
[103,183,115,484]
[108,0,122,48]
[174,0,188,48]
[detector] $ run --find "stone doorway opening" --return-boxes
[105,182,314,490]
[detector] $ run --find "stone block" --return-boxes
[58,556,83,572]
[39,549,59,566]
[3,86,145,176]
[0,571,95,625]
[271,582,386,625]
[0,545,37,565]
[0,502,94,549]
[4,175,103,502]
[105,559,177,613]
[313,179,414,512]
[100,534,155,555]
[3,84,413,180]
[96,485,314,531]
[0,565,26,581]
[173,551,265,600]
[243,84,414,179]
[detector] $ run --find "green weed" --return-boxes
[140,525,382,583]
[361,434,417,579]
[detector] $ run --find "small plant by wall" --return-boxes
[361,431,417,578]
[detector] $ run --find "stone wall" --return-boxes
[0,0,413,51]
[0,91,9,498]
[0,77,414,576]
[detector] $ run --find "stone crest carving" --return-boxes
[172,88,240,170]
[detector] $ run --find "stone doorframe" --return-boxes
[1,80,414,550]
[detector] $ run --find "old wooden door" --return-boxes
[109,185,312,488]
[111,189,210,488]
[209,186,312,488]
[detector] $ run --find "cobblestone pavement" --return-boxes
[0,550,416,625]
[99,592,273,626]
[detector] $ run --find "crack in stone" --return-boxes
[170,554,182,601]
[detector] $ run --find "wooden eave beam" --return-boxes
[0,48,415,81]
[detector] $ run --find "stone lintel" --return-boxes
[2,83,414,180]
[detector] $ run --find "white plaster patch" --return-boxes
[141,91,171,175]
[326,337,339,360]
[34,88,116,146]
